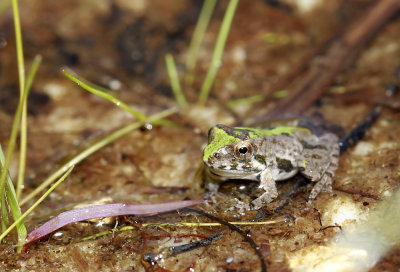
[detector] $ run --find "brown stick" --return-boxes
[266,0,400,118]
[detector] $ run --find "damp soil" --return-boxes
[0,0,400,271]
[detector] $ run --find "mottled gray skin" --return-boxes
[203,124,339,210]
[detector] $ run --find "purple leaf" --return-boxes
[23,200,203,251]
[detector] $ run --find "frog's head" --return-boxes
[203,125,265,181]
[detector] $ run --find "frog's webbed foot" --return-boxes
[204,181,219,194]
[226,199,251,214]
[250,170,278,210]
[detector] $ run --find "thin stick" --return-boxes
[266,0,400,117]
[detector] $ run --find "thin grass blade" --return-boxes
[197,0,239,106]
[226,95,263,110]
[17,55,42,201]
[1,194,8,232]
[0,76,31,216]
[63,68,147,121]
[184,0,217,86]
[1,0,27,218]
[0,145,27,252]
[12,0,25,94]
[165,54,187,108]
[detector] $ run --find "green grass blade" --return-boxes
[1,194,8,232]
[197,0,239,106]
[273,89,288,99]
[0,166,74,244]
[226,95,263,110]
[0,76,31,218]
[184,0,217,86]
[63,68,147,121]
[17,107,27,200]
[17,55,42,201]
[11,0,25,95]
[0,145,27,252]
[0,0,30,249]
[165,54,187,108]
[20,108,178,206]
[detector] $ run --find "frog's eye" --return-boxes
[233,141,254,161]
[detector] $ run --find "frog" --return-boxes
[202,124,339,210]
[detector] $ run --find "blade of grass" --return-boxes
[184,0,217,86]
[197,0,239,106]
[273,89,288,99]
[63,68,147,121]
[17,55,42,201]
[0,145,27,252]
[11,0,25,94]
[0,166,74,244]
[1,194,8,232]
[165,54,187,108]
[226,95,264,110]
[0,0,29,248]
[20,107,178,206]
[67,75,114,94]
[0,72,31,220]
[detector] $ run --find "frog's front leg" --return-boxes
[250,170,278,210]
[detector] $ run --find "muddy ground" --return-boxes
[0,0,400,271]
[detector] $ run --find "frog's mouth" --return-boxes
[205,166,260,182]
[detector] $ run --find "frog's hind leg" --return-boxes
[308,160,338,202]
[298,133,339,202]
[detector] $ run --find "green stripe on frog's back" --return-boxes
[203,127,241,161]
[203,125,311,161]
[235,126,311,139]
